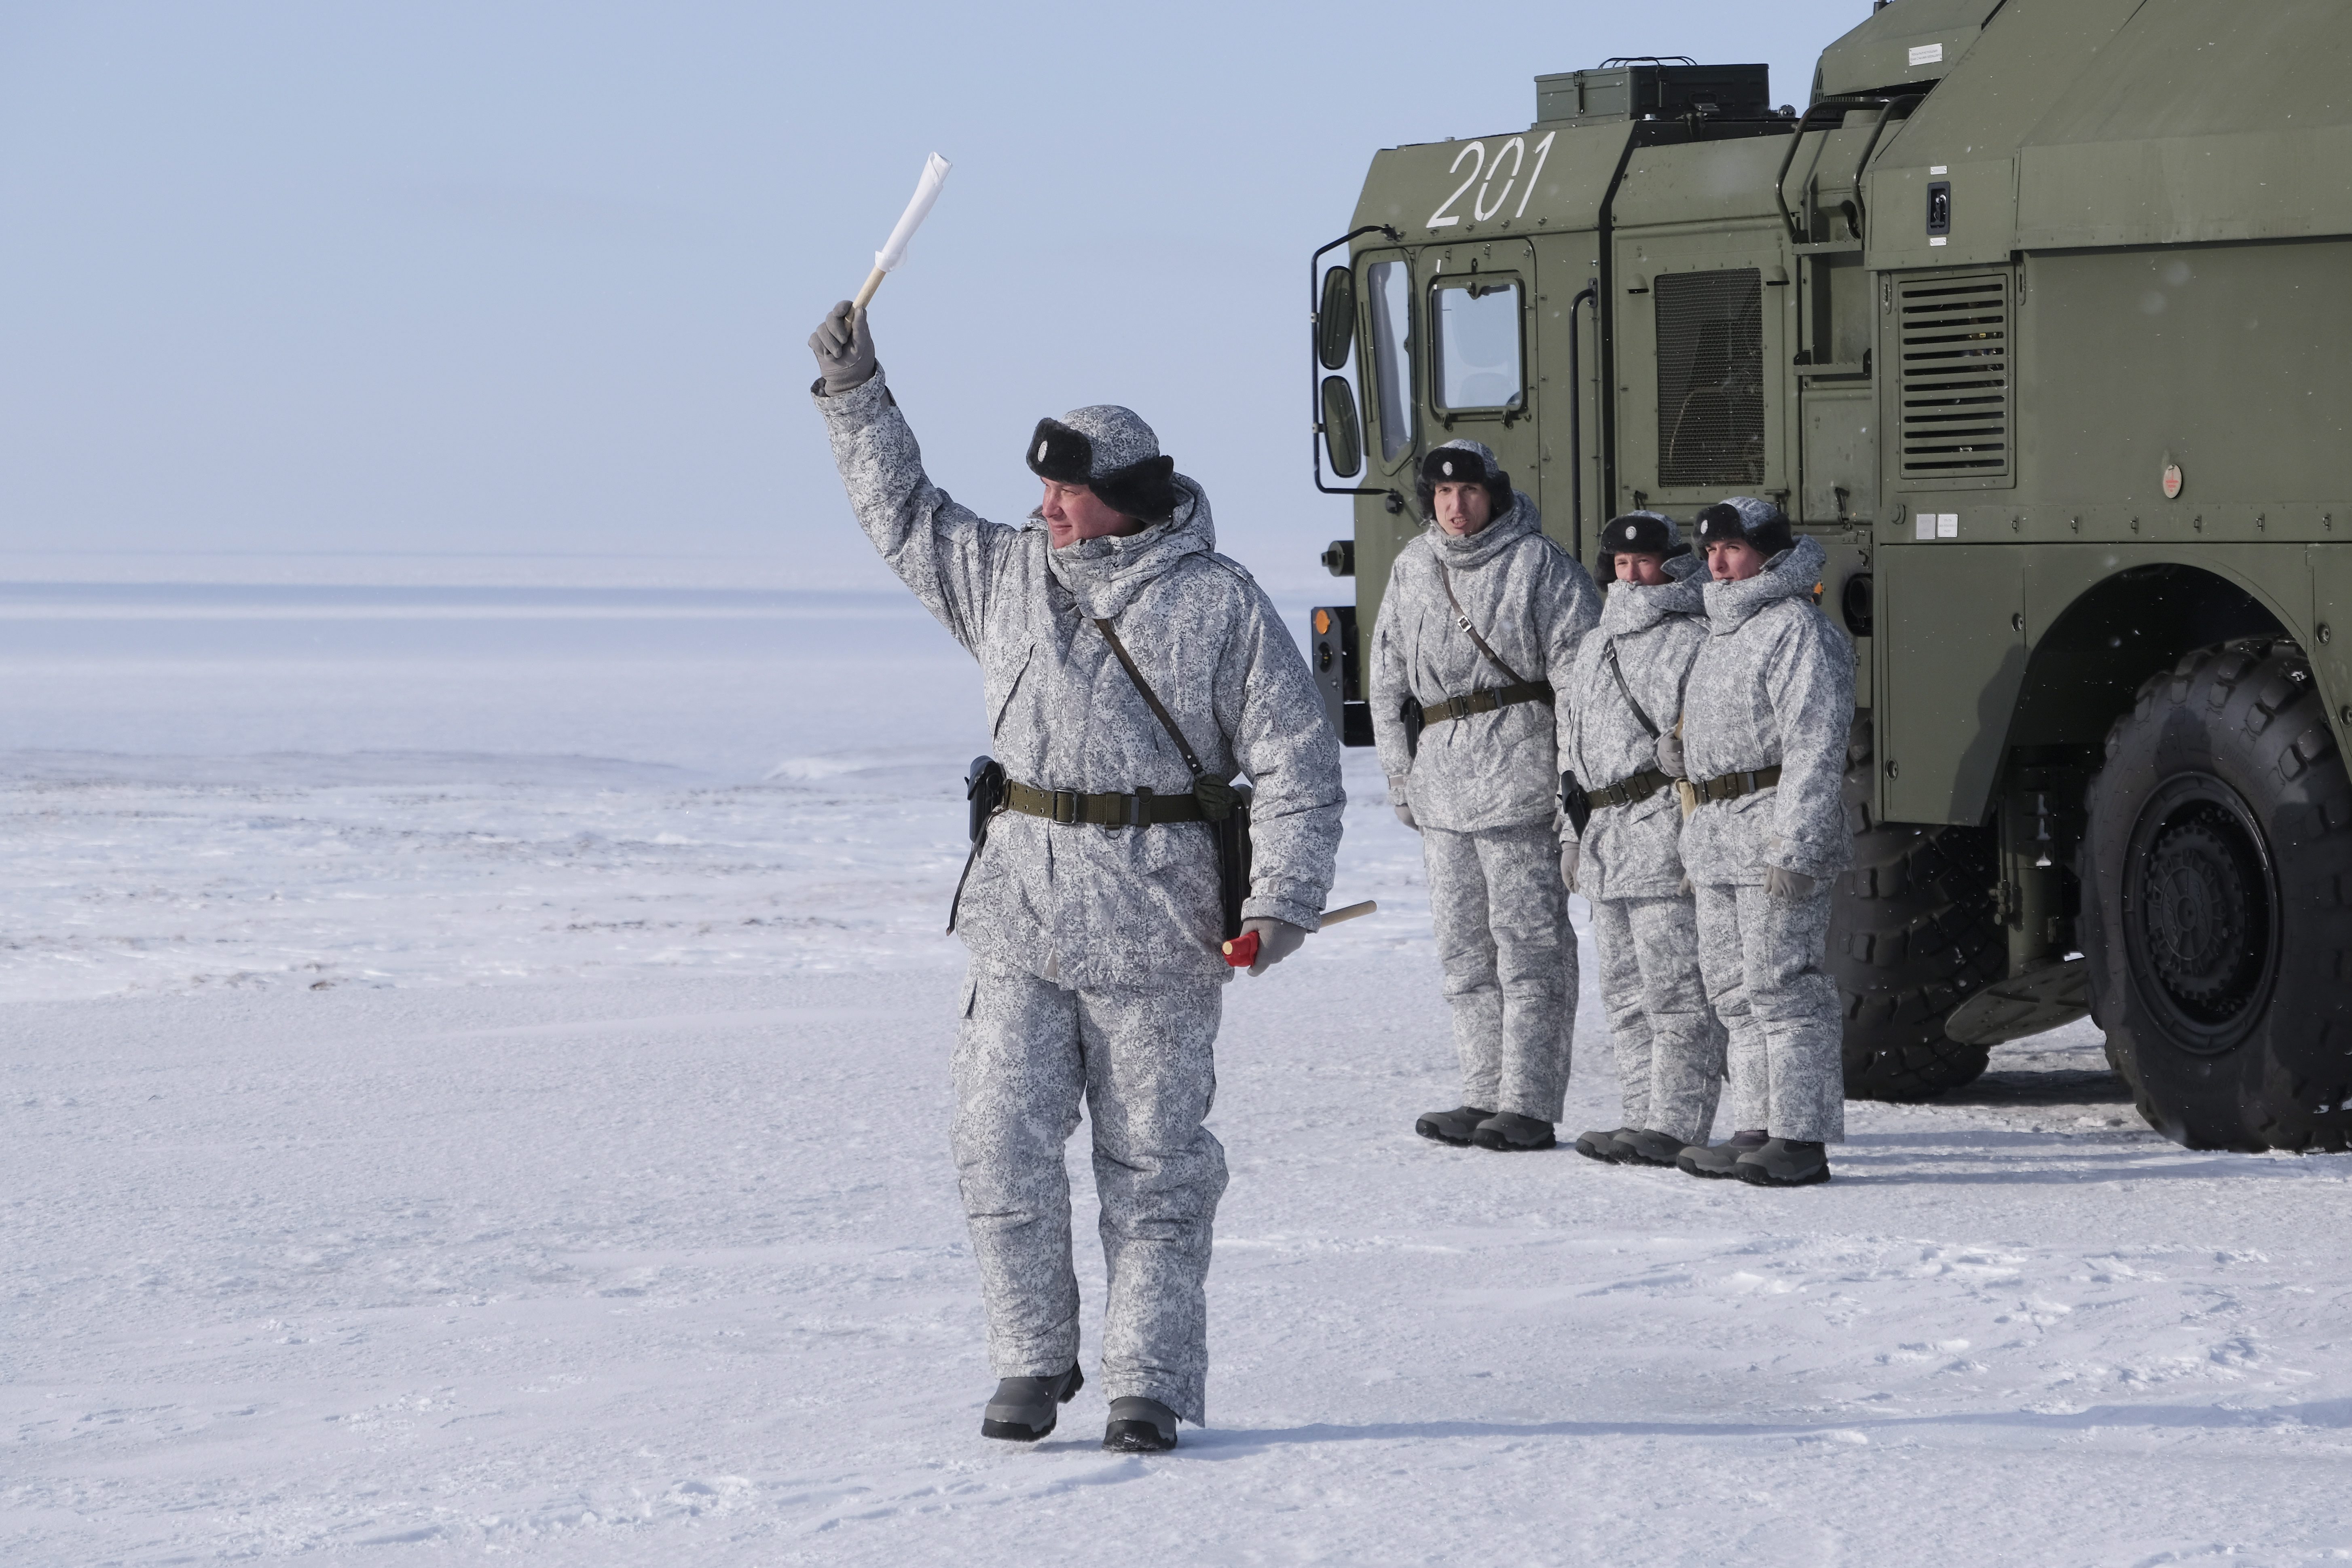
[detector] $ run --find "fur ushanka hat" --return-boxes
[1025,405,1184,522]
[1692,495,1795,559]
[1415,440,1514,523]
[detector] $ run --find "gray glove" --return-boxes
[808,300,877,395]
[1559,839,1579,892]
[1655,733,1686,778]
[1765,865,1818,901]
[1393,801,1417,830]
[1241,917,1306,976]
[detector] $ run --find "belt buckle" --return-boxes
[1052,789,1078,824]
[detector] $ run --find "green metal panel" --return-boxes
[1613,133,1793,226]
[1349,122,1634,246]
[1878,543,2024,824]
[2018,242,2352,512]
[1801,383,1874,523]
[2311,546,2352,736]
[2018,4,2352,249]
[1812,0,2006,101]
[1867,157,2014,270]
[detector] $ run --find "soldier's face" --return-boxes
[1614,552,1670,586]
[1433,481,1492,537]
[1040,480,1143,549]
[1705,538,1768,581]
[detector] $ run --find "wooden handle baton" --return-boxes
[851,265,887,313]
[1221,899,1377,968]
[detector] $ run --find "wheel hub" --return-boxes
[2122,775,2280,1052]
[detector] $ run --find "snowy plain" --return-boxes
[6,572,2352,1566]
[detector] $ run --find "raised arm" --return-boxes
[809,303,1017,657]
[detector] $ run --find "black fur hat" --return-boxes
[1693,496,1795,558]
[1025,406,1184,522]
[1415,440,1514,523]
[1597,510,1690,580]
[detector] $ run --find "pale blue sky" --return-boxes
[0,0,1875,589]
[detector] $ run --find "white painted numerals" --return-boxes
[1427,131,1556,229]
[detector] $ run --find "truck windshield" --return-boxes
[1432,279,1523,411]
[1367,260,1415,462]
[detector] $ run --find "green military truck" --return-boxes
[1305,0,2352,1152]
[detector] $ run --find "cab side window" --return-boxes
[1367,260,1416,462]
[1431,279,1524,412]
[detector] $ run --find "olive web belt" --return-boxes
[1588,766,1675,811]
[1003,778,1206,827]
[1685,764,1783,805]
[1420,680,1555,726]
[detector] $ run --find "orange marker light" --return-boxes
[1313,608,1332,636]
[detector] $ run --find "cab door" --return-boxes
[1422,237,1542,518]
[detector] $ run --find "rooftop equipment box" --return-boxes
[1535,63,1772,126]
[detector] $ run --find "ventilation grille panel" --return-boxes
[1655,269,1764,488]
[1897,274,2010,480]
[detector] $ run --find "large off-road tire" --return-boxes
[2080,639,2352,1152]
[1829,713,2006,1098]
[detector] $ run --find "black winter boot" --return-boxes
[1102,1396,1180,1452]
[1676,1129,1766,1179]
[981,1364,1084,1441]
[1471,1111,1558,1151]
[1416,1105,1494,1147]
[1573,1126,1637,1163]
[1619,1128,1688,1167]
[1735,1138,1832,1187]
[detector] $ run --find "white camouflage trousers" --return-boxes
[1690,881,1846,1142]
[1588,894,1723,1143]
[1421,823,1575,1121]
[950,958,1228,1425]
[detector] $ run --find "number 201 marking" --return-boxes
[1427,131,1556,229]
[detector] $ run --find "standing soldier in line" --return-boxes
[1371,440,1601,1153]
[1665,497,1854,1187]
[1558,511,1723,1168]
[807,302,1345,1450]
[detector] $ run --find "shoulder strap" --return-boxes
[1094,616,1206,778]
[1602,639,1660,739]
[1437,563,1529,686]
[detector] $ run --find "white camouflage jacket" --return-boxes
[816,371,1345,989]
[1367,497,1601,833]
[1677,534,1856,887]
[1558,553,1709,899]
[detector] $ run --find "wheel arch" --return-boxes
[2007,559,2296,761]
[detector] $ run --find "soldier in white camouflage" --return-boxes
[1557,511,1724,1168]
[1368,440,1601,1153]
[1664,497,1855,1188]
[808,302,1345,1448]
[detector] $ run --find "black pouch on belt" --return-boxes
[1399,694,1425,759]
[1559,769,1592,837]
[966,755,1005,842]
[946,756,1007,933]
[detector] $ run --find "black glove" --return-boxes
[809,300,877,395]
[1765,865,1818,901]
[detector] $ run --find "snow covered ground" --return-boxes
[6,578,2352,1565]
